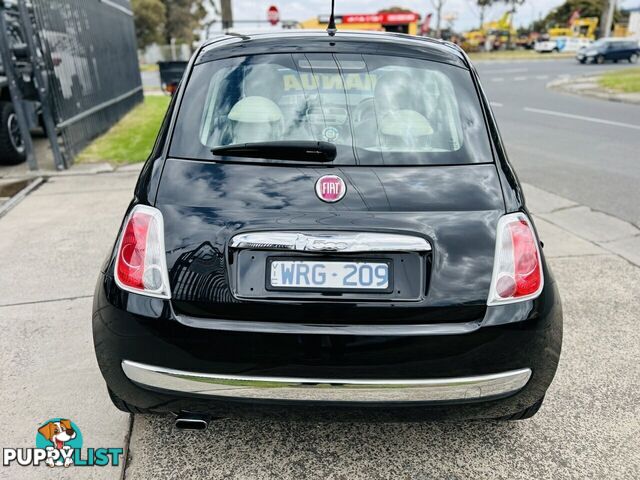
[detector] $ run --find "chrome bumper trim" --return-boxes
[230,231,431,253]
[122,360,531,403]
[175,315,482,336]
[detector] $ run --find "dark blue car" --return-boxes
[577,38,640,64]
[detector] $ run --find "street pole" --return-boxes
[221,0,233,30]
[603,0,616,38]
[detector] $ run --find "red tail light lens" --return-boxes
[488,213,543,305]
[114,205,171,299]
[165,82,178,95]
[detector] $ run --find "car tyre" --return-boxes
[0,101,27,165]
[630,53,639,64]
[579,58,586,64]
[596,55,605,64]
[498,396,545,421]
[108,388,156,414]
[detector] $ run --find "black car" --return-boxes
[93,30,562,427]
[577,38,640,64]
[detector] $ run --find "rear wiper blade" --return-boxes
[211,141,336,162]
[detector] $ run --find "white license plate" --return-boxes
[269,260,390,290]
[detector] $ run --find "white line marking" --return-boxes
[514,76,527,81]
[536,75,549,80]
[524,107,640,131]
[490,102,503,108]
[482,68,528,74]
[491,78,504,82]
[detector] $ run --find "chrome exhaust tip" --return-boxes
[174,413,209,430]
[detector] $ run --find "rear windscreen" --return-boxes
[170,53,493,166]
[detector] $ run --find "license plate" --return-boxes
[269,259,391,291]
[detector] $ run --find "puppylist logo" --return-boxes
[2,418,123,468]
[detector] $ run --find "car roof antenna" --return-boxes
[327,0,337,36]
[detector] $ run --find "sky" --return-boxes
[211,0,638,33]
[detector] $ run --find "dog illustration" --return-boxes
[38,419,76,467]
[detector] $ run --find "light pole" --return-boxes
[603,0,616,38]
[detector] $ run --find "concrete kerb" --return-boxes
[523,183,640,268]
[547,72,640,105]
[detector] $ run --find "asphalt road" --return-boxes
[475,59,640,227]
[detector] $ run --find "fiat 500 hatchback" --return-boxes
[93,31,562,427]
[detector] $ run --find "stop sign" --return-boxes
[267,5,279,25]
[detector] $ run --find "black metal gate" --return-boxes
[0,0,142,169]
[33,0,143,163]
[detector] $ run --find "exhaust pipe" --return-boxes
[174,412,209,431]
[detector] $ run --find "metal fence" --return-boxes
[31,0,142,162]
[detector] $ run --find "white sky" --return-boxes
[217,0,637,32]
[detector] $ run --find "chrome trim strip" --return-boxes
[230,231,431,253]
[175,315,481,336]
[122,361,531,403]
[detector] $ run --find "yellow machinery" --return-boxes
[464,12,517,51]
[548,17,598,40]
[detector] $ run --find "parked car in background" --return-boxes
[0,3,37,165]
[535,35,592,54]
[534,35,559,53]
[158,60,187,95]
[576,38,640,64]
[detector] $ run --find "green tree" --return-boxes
[162,0,207,45]
[131,0,166,48]
[531,0,623,33]
[476,0,492,28]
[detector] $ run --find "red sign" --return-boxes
[341,12,419,25]
[267,5,279,26]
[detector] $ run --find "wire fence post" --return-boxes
[0,4,37,170]
[16,0,66,170]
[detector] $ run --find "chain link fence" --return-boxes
[31,0,142,161]
[0,0,141,169]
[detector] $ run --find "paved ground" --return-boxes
[476,59,640,228]
[0,169,639,479]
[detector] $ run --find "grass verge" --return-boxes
[598,67,640,93]
[139,63,159,73]
[77,95,170,165]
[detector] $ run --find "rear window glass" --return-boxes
[170,53,493,165]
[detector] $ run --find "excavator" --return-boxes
[464,12,517,51]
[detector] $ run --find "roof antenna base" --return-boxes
[327,0,337,37]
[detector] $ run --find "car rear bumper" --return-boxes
[122,360,532,403]
[93,272,562,420]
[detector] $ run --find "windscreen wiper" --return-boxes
[211,141,336,162]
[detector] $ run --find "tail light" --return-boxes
[114,205,171,299]
[487,212,543,305]
[164,82,178,96]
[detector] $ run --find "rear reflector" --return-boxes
[487,212,543,306]
[114,205,171,299]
